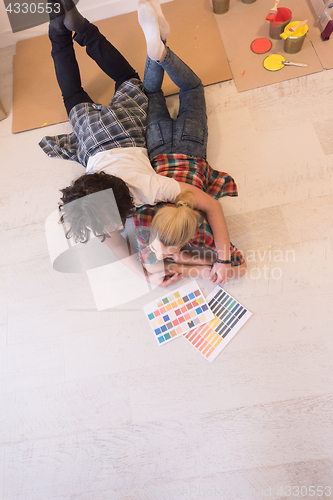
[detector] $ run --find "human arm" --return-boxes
[145,247,246,282]
[165,262,212,280]
[170,246,216,266]
[102,231,149,280]
[145,249,213,281]
[103,231,182,288]
[178,182,231,284]
[166,260,247,280]
[144,254,212,280]
[143,244,215,273]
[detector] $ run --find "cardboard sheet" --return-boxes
[305,6,333,70]
[12,0,232,134]
[214,0,325,92]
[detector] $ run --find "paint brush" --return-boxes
[288,19,308,32]
[263,54,308,71]
[282,60,308,67]
[266,0,280,22]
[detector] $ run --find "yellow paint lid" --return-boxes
[263,54,285,71]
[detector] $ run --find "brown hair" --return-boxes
[59,172,135,243]
[150,191,200,249]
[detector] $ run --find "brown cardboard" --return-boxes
[278,0,333,70]
[0,99,7,122]
[309,28,333,70]
[214,0,324,92]
[12,0,232,134]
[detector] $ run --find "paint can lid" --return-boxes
[251,38,272,54]
[263,53,286,71]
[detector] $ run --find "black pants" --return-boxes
[49,21,140,116]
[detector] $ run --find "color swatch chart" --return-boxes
[143,281,215,345]
[184,286,252,363]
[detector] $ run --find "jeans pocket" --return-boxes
[181,118,206,144]
[147,123,164,152]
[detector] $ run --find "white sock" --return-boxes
[138,0,165,61]
[149,0,170,41]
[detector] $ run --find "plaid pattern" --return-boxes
[39,79,148,167]
[152,154,238,199]
[134,154,244,266]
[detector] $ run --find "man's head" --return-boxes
[59,172,135,243]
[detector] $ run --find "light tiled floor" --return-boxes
[0,38,333,499]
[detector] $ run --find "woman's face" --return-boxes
[149,238,181,261]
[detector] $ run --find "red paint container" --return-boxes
[269,7,292,39]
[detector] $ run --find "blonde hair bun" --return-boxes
[175,191,195,210]
[150,190,200,249]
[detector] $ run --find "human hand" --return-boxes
[148,270,183,288]
[209,262,231,285]
[165,251,182,263]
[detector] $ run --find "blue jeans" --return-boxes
[49,21,140,115]
[143,47,208,160]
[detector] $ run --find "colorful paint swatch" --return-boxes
[143,281,215,345]
[184,286,252,362]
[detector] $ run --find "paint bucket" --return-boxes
[212,0,230,14]
[269,8,292,39]
[281,21,308,53]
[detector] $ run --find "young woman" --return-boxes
[134,0,246,283]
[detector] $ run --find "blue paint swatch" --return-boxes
[231,304,241,314]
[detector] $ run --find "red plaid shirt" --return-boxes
[134,154,245,266]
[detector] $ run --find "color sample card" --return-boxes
[184,286,252,363]
[144,281,215,345]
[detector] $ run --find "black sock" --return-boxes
[62,0,76,11]
[60,0,86,32]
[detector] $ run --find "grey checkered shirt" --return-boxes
[39,78,148,167]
